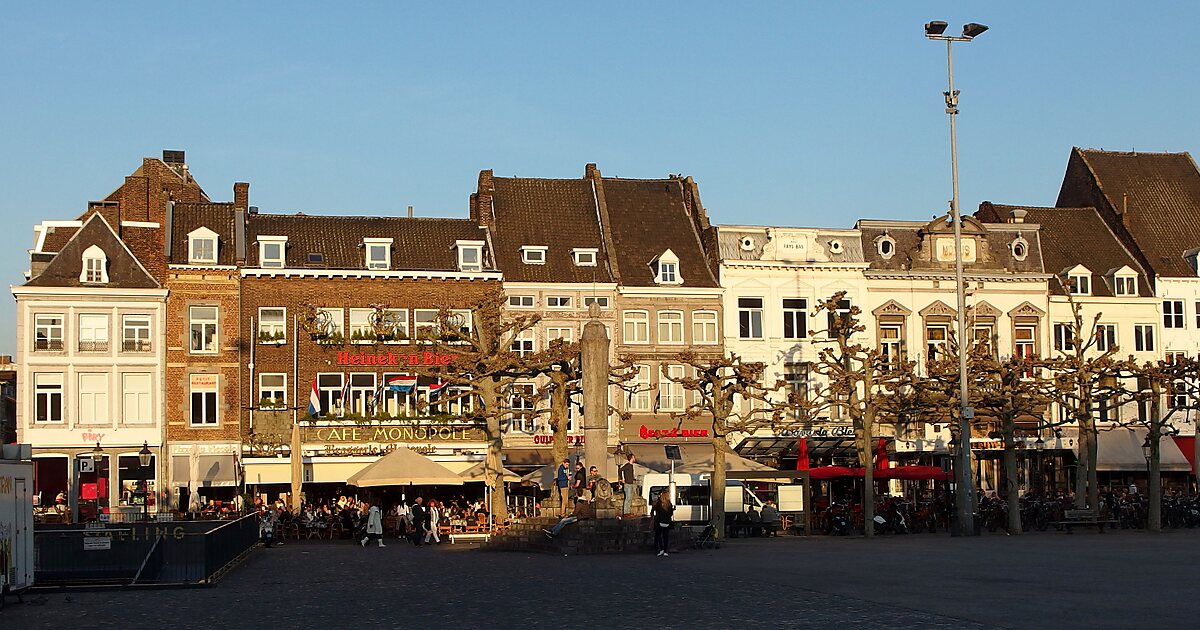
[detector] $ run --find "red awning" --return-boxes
[1173,436,1196,475]
[807,465,949,481]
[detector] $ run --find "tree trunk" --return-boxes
[1087,424,1099,511]
[861,430,875,538]
[549,371,570,467]
[1148,389,1162,533]
[480,380,508,524]
[711,434,728,540]
[1073,413,1089,509]
[1002,422,1021,535]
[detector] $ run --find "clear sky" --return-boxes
[2,2,1198,355]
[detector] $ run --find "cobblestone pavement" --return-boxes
[5,529,1199,629]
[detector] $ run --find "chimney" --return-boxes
[1010,209,1027,224]
[249,206,259,215]
[585,163,601,181]
[120,176,150,223]
[234,182,250,210]
[473,170,494,227]
[162,150,185,165]
[407,205,414,219]
[1120,192,1133,230]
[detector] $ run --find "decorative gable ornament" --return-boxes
[919,300,957,318]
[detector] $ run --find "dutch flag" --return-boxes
[427,381,447,399]
[307,377,321,419]
[387,375,418,393]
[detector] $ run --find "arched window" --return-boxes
[80,244,108,284]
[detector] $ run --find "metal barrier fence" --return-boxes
[34,513,259,586]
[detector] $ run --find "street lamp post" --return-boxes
[138,441,153,522]
[1034,435,1046,496]
[92,441,104,522]
[925,20,988,536]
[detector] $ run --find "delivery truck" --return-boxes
[641,473,765,524]
[1,444,34,610]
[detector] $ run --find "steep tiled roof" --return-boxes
[1057,148,1200,277]
[487,177,613,283]
[40,226,79,253]
[169,203,240,265]
[25,214,159,289]
[979,203,1151,297]
[247,214,492,271]
[602,178,719,288]
[857,216,1045,275]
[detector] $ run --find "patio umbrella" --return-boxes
[346,447,464,488]
[459,461,523,483]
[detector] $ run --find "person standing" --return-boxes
[409,497,426,546]
[619,454,638,517]
[571,461,587,503]
[424,500,442,544]
[259,507,277,549]
[651,492,675,557]
[555,459,571,516]
[360,502,385,548]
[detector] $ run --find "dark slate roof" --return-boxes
[488,177,613,283]
[247,214,493,272]
[602,178,720,288]
[1057,148,1200,277]
[857,216,1045,275]
[979,204,1152,297]
[169,203,240,265]
[25,214,159,289]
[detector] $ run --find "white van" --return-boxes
[641,473,765,524]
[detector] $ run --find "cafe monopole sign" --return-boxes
[302,424,485,444]
[335,350,455,367]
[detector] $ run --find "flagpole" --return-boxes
[291,313,302,512]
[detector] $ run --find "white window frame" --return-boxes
[1053,323,1076,352]
[349,308,374,343]
[511,330,535,357]
[782,298,808,340]
[34,313,64,351]
[1014,324,1037,359]
[347,373,377,416]
[317,373,344,417]
[258,308,286,344]
[572,248,598,267]
[692,310,718,345]
[659,365,686,411]
[1164,300,1185,329]
[1095,323,1117,353]
[78,313,109,353]
[546,296,571,309]
[623,310,649,344]
[364,238,392,270]
[652,249,682,285]
[456,240,484,272]
[413,309,439,341]
[507,383,537,433]
[738,297,764,339]
[122,314,152,352]
[258,236,287,269]
[628,365,652,412]
[187,226,218,264]
[657,310,684,345]
[1068,274,1091,295]
[508,295,535,308]
[583,296,609,309]
[1113,274,1137,296]
[1134,324,1155,352]
[189,306,219,354]
[122,373,153,424]
[545,327,574,345]
[34,373,64,423]
[189,374,219,426]
[258,373,287,409]
[80,244,108,283]
[926,323,950,360]
[78,373,108,425]
[880,324,903,364]
[521,246,548,265]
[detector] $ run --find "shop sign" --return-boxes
[532,434,584,445]
[335,350,453,367]
[83,537,112,551]
[303,424,484,444]
[638,425,709,440]
[319,443,440,457]
[970,436,1077,452]
[190,374,219,389]
[779,426,855,438]
[773,235,809,261]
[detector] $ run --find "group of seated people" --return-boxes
[726,500,783,537]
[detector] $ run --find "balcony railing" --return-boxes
[123,339,152,352]
[78,340,109,352]
[33,339,64,351]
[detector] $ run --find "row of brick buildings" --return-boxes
[12,147,1200,518]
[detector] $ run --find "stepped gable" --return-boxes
[169,202,240,265]
[25,213,159,289]
[247,213,490,271]
[1057,147,1200,277]
[978,203,1152,297]
[484,176,614,283]
[601,177,719,288]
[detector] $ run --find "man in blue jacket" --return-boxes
[555,459,571,516]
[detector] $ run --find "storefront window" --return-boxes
[33,457,69,517]
[118,455,156,508]
[78,454,110,520]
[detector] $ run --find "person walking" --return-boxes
[424,500,442,544]
[259,507,278,549]
[360,502,385,548]
[409,497,426,546]
[555,459,571,516]
[619,454,638,516]
[650,492,675,557]
[394,501,411,539]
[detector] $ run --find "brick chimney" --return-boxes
[120,175,150,223]
[585,163,601,181]
[472,170,494,227]
[234,182,250,210]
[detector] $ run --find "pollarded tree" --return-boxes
[659,352,790,538]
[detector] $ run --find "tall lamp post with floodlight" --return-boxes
[925,19,988,536]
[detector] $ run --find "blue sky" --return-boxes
[2,2,1198,355]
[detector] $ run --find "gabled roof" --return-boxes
[25,213,159,289]
[169,203,240,266]
[486,177,613,283]
[977,203,1152,297]
[1056,147,1200,277]
[601,178,719,288]
[246,214,493,272]
[856,216,1045,274]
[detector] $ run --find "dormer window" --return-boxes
[521,246,547,265]
[1065,265,1092,295]
[364,238,392,270]
[651,249,682,285]
[188,227,218,264]
[456,240,485,272]
[1010,236,1029,262]
[259,236,287,269]
[1111,266,1138,296]
[80,245,108,283]
[875,235,896,260]
[1185,248,1200,276]
[572,248,598,267]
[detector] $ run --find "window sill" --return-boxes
[258,340,286,346]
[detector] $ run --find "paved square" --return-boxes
[4,530,1197,629]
